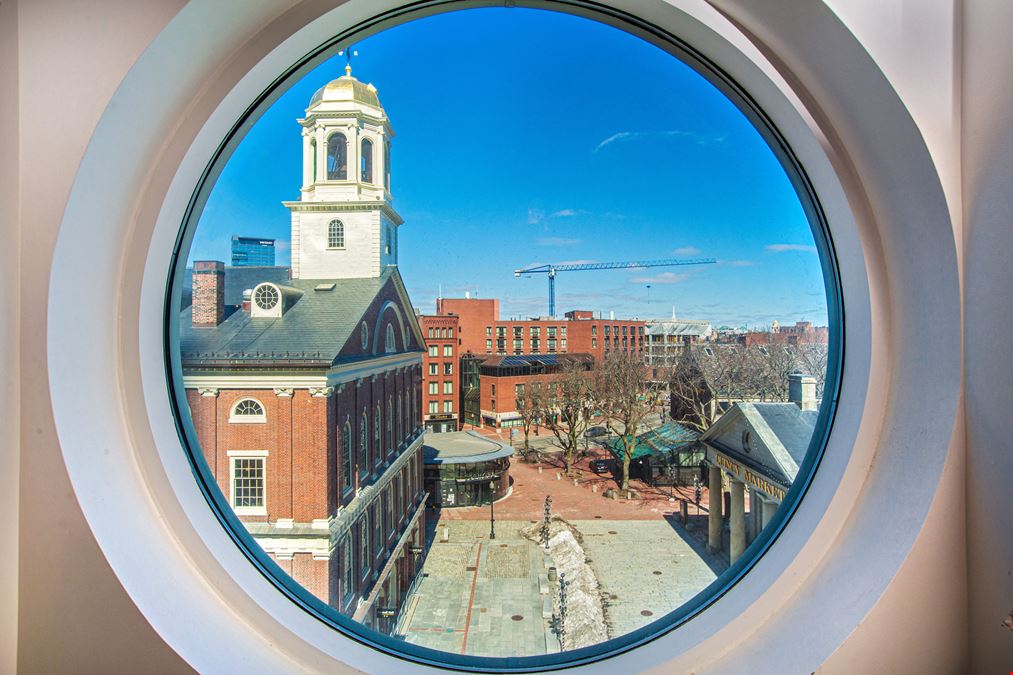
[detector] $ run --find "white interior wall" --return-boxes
[3,0,1008,671]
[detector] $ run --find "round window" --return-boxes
[253,284,280,311]
[167,4,840,670]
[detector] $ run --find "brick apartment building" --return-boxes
[743,320,829,347]
[179,65,427,632]
[418,313,460,433]
[475,353,594,428]
[435,297,645,359]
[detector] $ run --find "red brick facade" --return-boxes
[183,273,428,631]
[419,314,460,432]
[434,297,645,360]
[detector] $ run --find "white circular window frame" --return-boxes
[47,1,958,673]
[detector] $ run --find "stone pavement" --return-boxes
[574,518,726,638]
[400,514,727,657]
[400,520,557,658]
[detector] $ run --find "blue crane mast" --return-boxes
[514,257,717,318]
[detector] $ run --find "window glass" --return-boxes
[327,133,347,180]
[171,5,837,669]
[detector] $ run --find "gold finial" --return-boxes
[338,47,358,77]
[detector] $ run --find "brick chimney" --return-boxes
[192,260,225,327]
[788,373,817,411]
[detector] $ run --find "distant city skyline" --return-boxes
[189,7,830,329]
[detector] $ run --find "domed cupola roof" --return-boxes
[308,64,382,110]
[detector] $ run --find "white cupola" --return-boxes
[283,61,403,280]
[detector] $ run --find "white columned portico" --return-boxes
[762,498,779,529]
[729,479,746,563]
[707,464,723,553]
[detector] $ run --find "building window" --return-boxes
[515,383,524,397]
[326,132,347,180]
[443,400,453,413]
[342,421,352,491]
[443,345,452,357]
[360,321,369,350]
[387,400,393,455]
[429,363,437,375]
[513,326,522,338]
[448,328,454,338]
[547,326,557,338]
[485,326,492,336]
[229,452,266,515]
[327,218,345,248]
[361,137,373,183]
[428,345,438,357]
[486,339,492,352]
[385,324,396,353]
[358,518,370,579]
[359,412,368,477]
[428,401,437,414]
[561,338,567,351]
[397,395,403,440]
[443,381,452,394]
[531,326,540,337]
[341,540,353,602]
[229,398,265,423]
[496,326,505,337]
[428,382,437,395]
[443,362,452,375]
[427,328,433,338]
[491,384,496,396]
[561,325,567,336]
[591,325,597,335]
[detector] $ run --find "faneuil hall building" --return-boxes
[179,62,426,632]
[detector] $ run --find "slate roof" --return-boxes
[181,265,291,309]
[180,269,400,365]
[604,421,701,461]
[750,403,819,467]
[699,401,818,487]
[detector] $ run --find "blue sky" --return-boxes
[191,7,828,329]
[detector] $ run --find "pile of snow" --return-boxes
[523,518,609,650]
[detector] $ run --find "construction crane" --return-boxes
[514,257,717,317]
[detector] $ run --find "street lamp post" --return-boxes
[488,480,496,540]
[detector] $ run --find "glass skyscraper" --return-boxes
[230,236,276,267]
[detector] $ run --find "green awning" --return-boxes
[604,421,701,461]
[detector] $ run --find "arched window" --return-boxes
[384,225,391,255]
[385,324,396,353]
[360,137,373,183]
[342,421,352,490]
[359,411,368,477]
[328,219,344,249]
[397,394,402,443]
[326,132,347,180]
[230,398,265,423]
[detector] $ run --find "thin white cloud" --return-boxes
[551,209,578,218]
[594,130,727,153]
[536,237,581,246]
[673,246,701,256]
[719,259,755,267]
[527,208,544,225]
[765,244,817,253]
[630,272,689,285]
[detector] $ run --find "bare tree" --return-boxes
[593,350,654,494]
[540,360,595,476]
[515,386,543,462]
[795,342,829,397]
